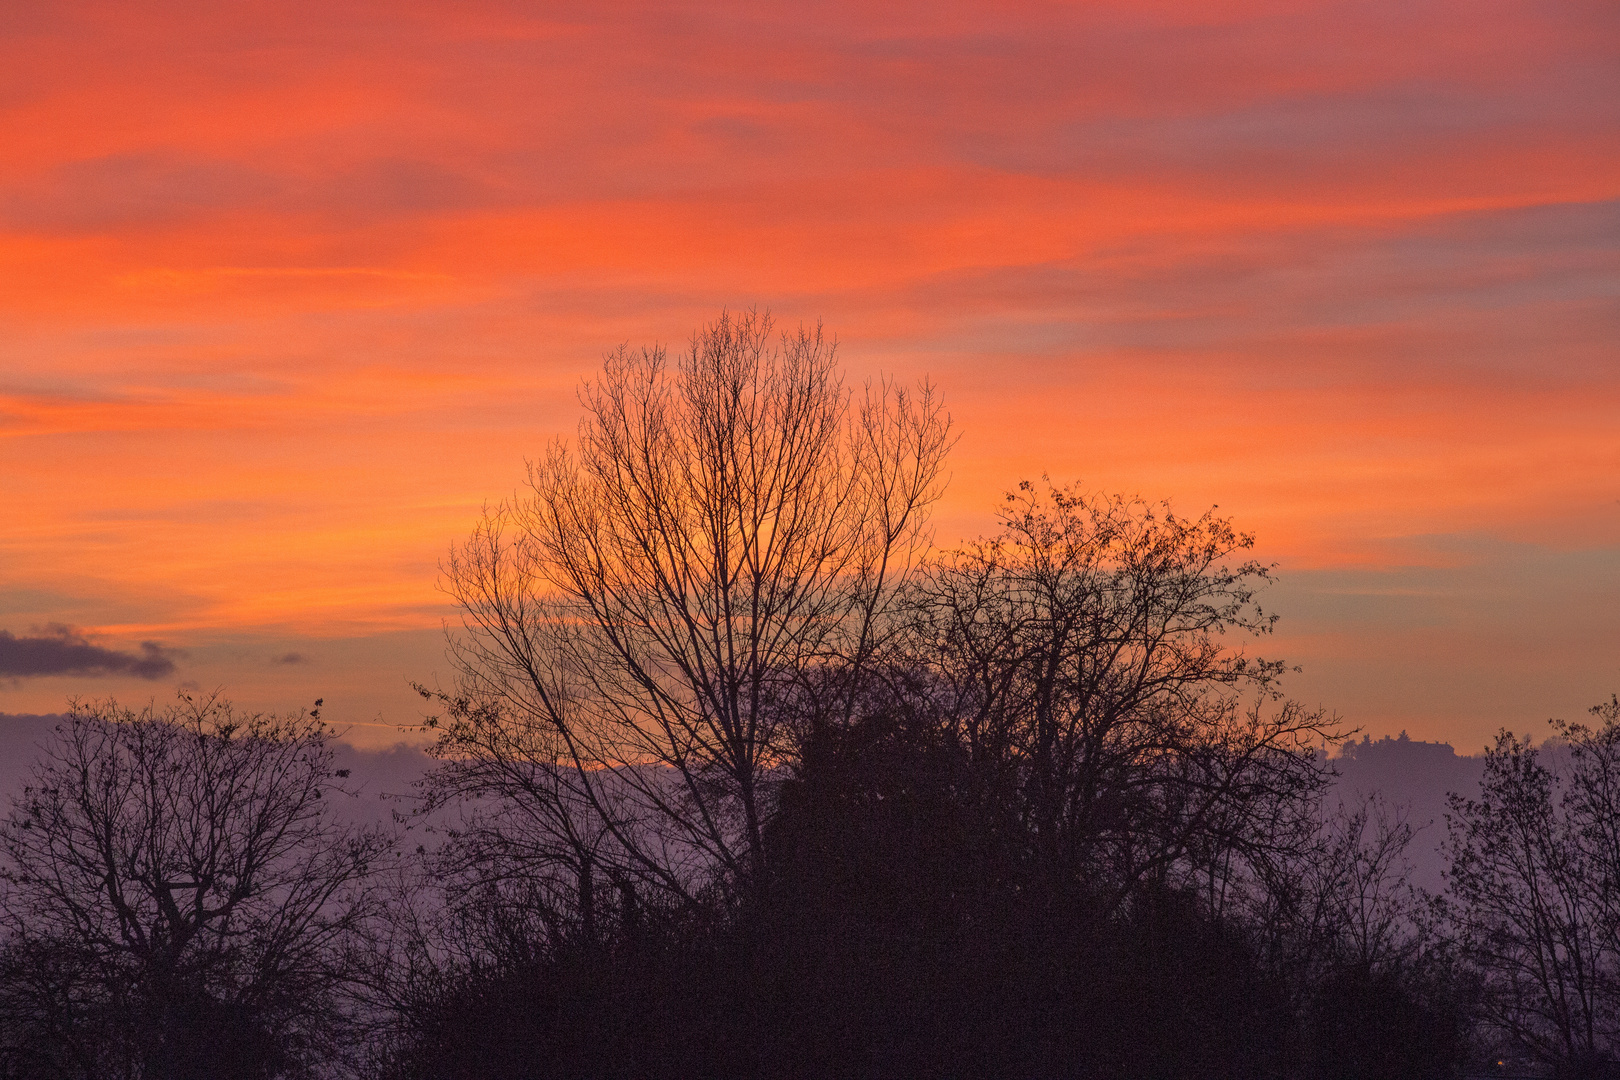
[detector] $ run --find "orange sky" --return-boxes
[2,0,1617,748]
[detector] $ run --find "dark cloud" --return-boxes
[0,625,179,680]
[272,652,311,665]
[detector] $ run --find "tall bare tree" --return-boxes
[0,695,392,1080]
[435,310,953,901]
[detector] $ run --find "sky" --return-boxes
[1,0,1617,751]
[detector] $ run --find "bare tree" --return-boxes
[1316,798,1427,971]
[411,690,624,950]
[0,694,393,1080]
[900,479,1340,916]
[1444,701,1620,1077]
[1246,795,1429,980]
[435,310,953,902]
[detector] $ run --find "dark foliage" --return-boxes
[1305,961,1471,1080]
[381,712,1464,1080]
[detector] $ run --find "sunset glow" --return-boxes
[3,0,1617,745]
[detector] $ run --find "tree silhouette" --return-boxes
[1444,699,1620,1078]
[899,479,1340,918]
[0,695,392,1080]
[433,309,953,904]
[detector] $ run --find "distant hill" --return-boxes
[1,713,1492,893]
[1328,732,1485,894]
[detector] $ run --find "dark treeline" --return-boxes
[2,312,1618,1079]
